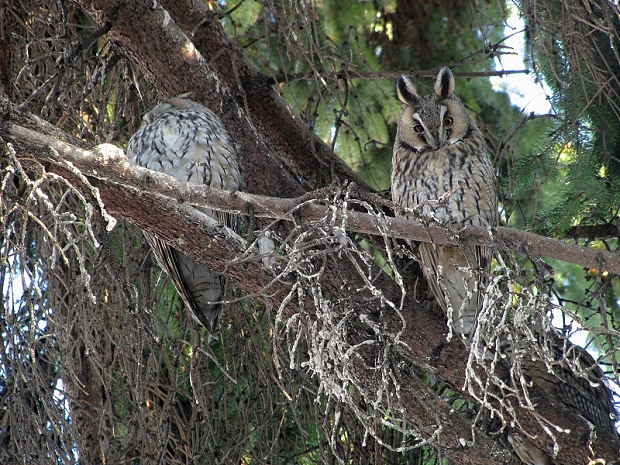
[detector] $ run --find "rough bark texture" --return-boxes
[161,0,370,193]
[3,103,619,464]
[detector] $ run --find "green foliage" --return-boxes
[517,0,620,236]
[5,1,619,464]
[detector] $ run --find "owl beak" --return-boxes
[428,132,442,149]
[430,129,448,149]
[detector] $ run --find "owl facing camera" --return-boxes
[391,67,498,336]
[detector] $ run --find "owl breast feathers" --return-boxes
[126,97,243,341]
[391,67,498,335]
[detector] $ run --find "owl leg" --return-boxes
[437,247,479,335]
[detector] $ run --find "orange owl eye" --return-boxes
[443,117,454,127]
[413,124,424,133]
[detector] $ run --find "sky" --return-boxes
[490,10,552,115]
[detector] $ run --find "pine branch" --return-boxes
[3,104,619,465]
[565,222,620,240]
[8,120,620,276]
[266,68,531,84]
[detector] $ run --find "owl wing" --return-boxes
[144,232,223,336]
[507,334,619,463]
[520,337,619,433]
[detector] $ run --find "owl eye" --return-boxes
[413,124,424,133]
[443,116,454,127]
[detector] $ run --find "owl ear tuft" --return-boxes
[396,75,419,105]
[434,67,455,99]
[174,91,194,99]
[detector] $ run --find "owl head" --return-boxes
[140,93,207,128]
[396,67,477,153]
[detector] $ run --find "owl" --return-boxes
[391,67,498,336]
[127,96,243,341]
[506,334,618,465]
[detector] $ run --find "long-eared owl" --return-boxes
[391,67,498,335]
[127,96,243,341]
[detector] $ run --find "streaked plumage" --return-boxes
[391,67,498,335]
[127,96,242,340]
[506,333,618,465]
[507,434,550,465]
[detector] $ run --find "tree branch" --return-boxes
[266,68,531,84]
[8,120,620,276]
[565,222,620,240]
[3,104,619,465]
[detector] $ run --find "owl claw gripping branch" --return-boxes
[391,67,499,336]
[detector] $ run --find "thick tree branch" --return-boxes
[8,121,620,276]
[160,0,374,192]
[3,106,619,465]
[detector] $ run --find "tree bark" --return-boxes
[160,0,371,193]
[3,101,619,465]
